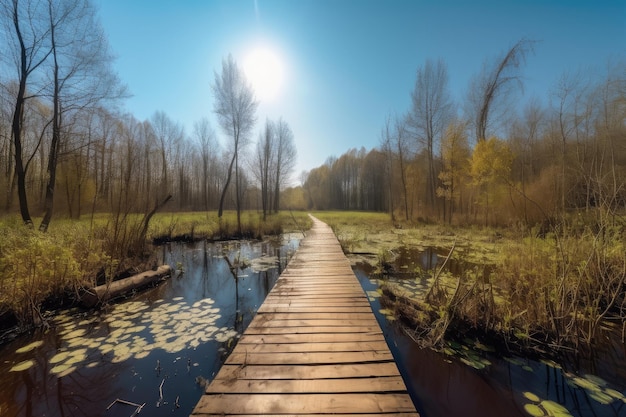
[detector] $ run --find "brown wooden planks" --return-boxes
[215,362,404,380]
[193,393,416,415]
[234,341,390,353]
[205,376,407,393]
[190,215,419,417]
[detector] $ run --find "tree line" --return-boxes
[303,40,626,227]
[0,0,297,234]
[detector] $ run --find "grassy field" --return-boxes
[311,211,626,354]
[2,209,623,354]
[0,210,312,327]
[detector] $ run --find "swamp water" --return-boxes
[353,246,626,417]
[2,239,624,417]
[0,235,299,417]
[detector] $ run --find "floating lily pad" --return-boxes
[589,391,614,405]
[540,400,568,415]
[539,359,562,369]
[135,351,150,359]
[64,329,86,339]
[56,366,77,378]
[504,357,524,366]
[571,376,600,391]
[9,360,35,372]
[49,352,69,366]
[51,363,73,374]
[604,388,624,400]
[584,374,608,387]
[474,341,495,352]
[523,392,540,402]
[523,403,545,416]
[15,341,43,354]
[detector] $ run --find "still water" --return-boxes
[1,240,624,417]
[0,236,299,417]
[354,246,626,417]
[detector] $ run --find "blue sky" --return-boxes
[94,0,625,179]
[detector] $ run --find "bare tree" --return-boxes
[380,121,395,220]
[382,115,412,221]
[272,118,296,213]
[39,0,124,231]
[467,39,534,143]
[254,119,275,220]
[193,117,217,210]
[151,111,183,201]
[407,58,452,213]
[508,97,545,222]
[551,72,588,213]
[2,0,52,225]
[212,54,257,233]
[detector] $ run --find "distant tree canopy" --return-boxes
[303,42,625,227]
[0,2,300,225]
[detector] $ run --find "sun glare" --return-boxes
[243,46,284,102]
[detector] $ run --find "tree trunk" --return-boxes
[218,151,236,218]
[39,12,61,233]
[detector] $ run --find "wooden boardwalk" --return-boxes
[191,216,419,417]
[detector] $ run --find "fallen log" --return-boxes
[81,265,172,307]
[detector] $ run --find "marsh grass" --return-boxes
[325,211,626,353]
[0,210,311,329]
[149,210,312,241]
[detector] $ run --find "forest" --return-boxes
[0,1,299,232]
[0,0,300,325]
[1,0,625,344]
[303,43,626,230]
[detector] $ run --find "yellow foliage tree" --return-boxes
[437,121,470,223]
[470,136,513,225]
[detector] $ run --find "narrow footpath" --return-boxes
[191,216,419,416]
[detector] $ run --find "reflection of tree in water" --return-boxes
[1,237,300,417]
[4,340,126,417]
[222,247,245,332]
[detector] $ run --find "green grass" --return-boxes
[148,210,312,240]
[0,210,313,327]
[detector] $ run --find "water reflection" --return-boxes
[353,258,626,417]
[0,235,299,417]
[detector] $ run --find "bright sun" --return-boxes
[243,46,284,102]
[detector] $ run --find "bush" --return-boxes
[0,220,104,324]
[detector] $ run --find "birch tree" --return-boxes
[272,118,296,213]
[408,58,452,212]
[213,54,257,233]
[193,117,218,210]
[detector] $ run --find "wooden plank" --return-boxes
[234,341,390,353]
[225,351,393,365]
[244,326,381,335]
[239,332,386,344]
[262,300,369,305]
[190,215,418,417]
[245,312,375,320]
[205,376,407,393]
[268,290,366,296]
[194,414,419,417]
[247,319,380,328]
[258,304,372,313]
[215,362,402,380]
[193,393,416,414]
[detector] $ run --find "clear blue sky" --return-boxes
[94,0,625,179]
